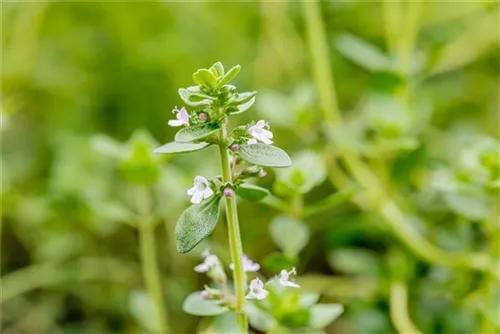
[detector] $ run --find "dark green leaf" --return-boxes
[261,252,297,272]
[239,144,292,168]
[175,124,219,143]
[175,196,221,253]
[182,291,229,316]
[153,141,211,154]
[236,183,270,201]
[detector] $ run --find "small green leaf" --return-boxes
[216,65,241,88]
[230,96,256,115]
[210,62,225,77]
[175,124,219,143]
[236,183,270,201]
[182,291,229,316]
[309,304,344,329]
[275,150,326,194]
[178,88,213,107]
[153,141,211,154]
[269,215,309,257]
[175,196,221,253]
[192,69,218,87]
[261,252,298,272]
[335,34,392,71]
[245,302,277,332]
[327,248,380,277]
[128,291,156,332]
[239,144,292,168]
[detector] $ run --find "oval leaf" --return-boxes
[230,96,256,115]
[239,144,292,168]
[309,304,344,329]
[269,215,309,257]
[175,196,221,253]
[236,183,270,201]
[153,141,211,154]
[192,69,218,87]
[175,124,219,143]
[183,291,229,316]
[216,65,241,88]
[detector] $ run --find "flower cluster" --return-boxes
[194,249,299,303]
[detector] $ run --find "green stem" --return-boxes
[137,187,169,334]
[302,0,494,275]
[302,0,342,125]
[390,281,423,334]
[218,124,248,333]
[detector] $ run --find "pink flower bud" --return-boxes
[200,290,210,300]
[199,113,208,121]
[230,144,239,152]
[224,188,234,198]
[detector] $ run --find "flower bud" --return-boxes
[200,290,210,300]
[258,169,267,178]
[199,113,208,121]
[224,188,234,198]
[230,144,239,152]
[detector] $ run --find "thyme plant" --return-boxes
[154,63,343,333]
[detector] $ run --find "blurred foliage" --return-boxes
[1,1,499,334]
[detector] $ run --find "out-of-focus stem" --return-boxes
[302,0,342,125]
[218,124,248,334]
[390,281,423,334]
[301,0,493,275]
[137,187,169,334]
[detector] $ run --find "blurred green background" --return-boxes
[1,1,499,334]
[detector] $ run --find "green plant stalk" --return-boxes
[390,281,423,334]
[218,124,248,333]
[137,187,169,334]
[302,0,494,276]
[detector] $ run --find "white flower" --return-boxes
[194,249,220,273]
[248,120,273,145]
[230,254,260,272]
[245,278,268,300]
[279,267,300,288]
[187,176,214,204]
[168,106,190,127]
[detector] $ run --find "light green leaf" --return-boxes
[230,96,256,115]
[182,291,229,316]
[175,124,219,143]
[128,291,156,332]
[299,292,320,308]
[309,304,344,329]
[276,150,326,193]
[178,88,213,107]
[327,248,380,277]
[245,302,277,332]
[192,69,218,87]
[238,144,292,168]
[269,215,309,257]
[236,183,270,201]
[175,196,221,253]
[210,62,225,77]
[216,65,241,88]
[153,141,211,154]
[335,34,393,71]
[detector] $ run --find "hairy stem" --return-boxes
[137,187,169,334]
[218,124,248,333]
